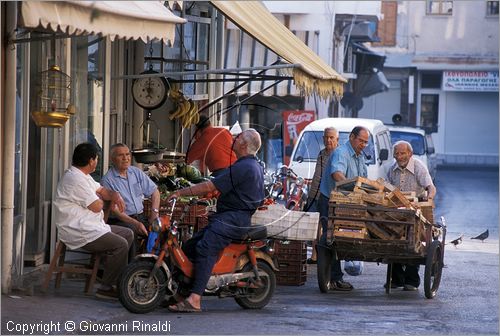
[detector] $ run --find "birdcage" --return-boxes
[31,65,74,128]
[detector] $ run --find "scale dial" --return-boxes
[132,71,169,110]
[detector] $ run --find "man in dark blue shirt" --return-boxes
[167,129,264,312]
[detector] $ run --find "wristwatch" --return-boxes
[152,208,159,214]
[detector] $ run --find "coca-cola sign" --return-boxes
[282,110,315,166]
[286,112,314,125]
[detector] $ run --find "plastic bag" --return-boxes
[146,231,160,255]
[344,260,364,276]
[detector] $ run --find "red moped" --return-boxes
[118,198,278,314]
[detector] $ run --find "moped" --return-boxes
[118,198,278,314]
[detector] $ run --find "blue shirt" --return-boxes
[320,141,367,197]
[212,155,264,214]
[101,166,157,216]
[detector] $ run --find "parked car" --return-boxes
[388,125,437,180]
[289,118,393,181]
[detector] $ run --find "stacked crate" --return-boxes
[274,240,307,286]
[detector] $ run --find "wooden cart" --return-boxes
[317,201,447,299]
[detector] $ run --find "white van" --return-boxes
[388,125,437,180]
[289,118,393,180]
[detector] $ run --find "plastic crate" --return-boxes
[251,204,319,240]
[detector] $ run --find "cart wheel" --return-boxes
[424,240,443,299]
[317,245,332,293]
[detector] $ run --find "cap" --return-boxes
[230,121,242,136]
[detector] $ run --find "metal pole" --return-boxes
[2,1,16,294]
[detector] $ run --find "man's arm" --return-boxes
[426,184,437,200]
[168,180,217,200]
[109,208,148,236]
[94,187,125,213]
[332,171,347,182]
[148,189,161,223]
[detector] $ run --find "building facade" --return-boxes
[362,0,499,166]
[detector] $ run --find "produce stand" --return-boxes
[318,177,447,299]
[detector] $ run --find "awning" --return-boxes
[224,29,319,97]
[19,1,186,43]
[211,1,347,99]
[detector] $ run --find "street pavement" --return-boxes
[1,166,498,335]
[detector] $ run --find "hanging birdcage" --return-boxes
[31,65,74,128]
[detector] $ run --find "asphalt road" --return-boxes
[1,166,498,335]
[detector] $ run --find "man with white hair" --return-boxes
[386,140,436,291]
[166,129,265,312]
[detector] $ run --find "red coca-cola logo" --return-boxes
[287,113,313,124]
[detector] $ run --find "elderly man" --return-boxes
[387,140,436,291]
[186,115,237,177]
[305,127,339,264]
[317,126,370,291]
[101,143,161,258]
[166,129,264,312]
[53,143,134,299]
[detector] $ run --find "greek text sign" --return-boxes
[442,71,498,92]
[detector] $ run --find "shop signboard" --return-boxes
[442,71,499,92]
[282,110,315,166]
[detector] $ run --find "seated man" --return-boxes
[53,143,134,299]
[166,129,264,312]
[387,140,436,291]
[101,143,160,259]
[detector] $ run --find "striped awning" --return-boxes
[211,1,347,100]
[19,1,186,43]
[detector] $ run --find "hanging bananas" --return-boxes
[168,89,200,128]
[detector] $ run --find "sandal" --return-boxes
[168,299,201,313]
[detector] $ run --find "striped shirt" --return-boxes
[387,157,434,198]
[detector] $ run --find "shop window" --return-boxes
[71,36,105,181]
[146,2,211,98]
[421,72,442,89]
[487,1,499,16]
[426,0,453,15]
[420,94,439,133]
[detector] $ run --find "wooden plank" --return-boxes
[386,188,414,209]
[365,222,393,239]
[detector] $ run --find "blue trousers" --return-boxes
[318,193,344,281]
[182,212,247,295]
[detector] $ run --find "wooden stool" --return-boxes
[42,241,102,295]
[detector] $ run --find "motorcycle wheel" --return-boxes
[118,260,166,314]
[234,261,276,309]
[317,244,332,293]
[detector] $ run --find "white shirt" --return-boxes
[53,166,111,249]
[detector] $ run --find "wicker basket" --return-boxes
[143,199,207,226]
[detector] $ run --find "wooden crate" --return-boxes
[331,220,369,239]
[144,199,207,226]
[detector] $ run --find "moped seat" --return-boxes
[238,226,268,242]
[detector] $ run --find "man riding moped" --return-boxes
[167,128,265,312]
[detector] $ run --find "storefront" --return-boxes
[1,1,185,292]
[1,1,346,293]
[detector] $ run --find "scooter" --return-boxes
[118,198,278,314]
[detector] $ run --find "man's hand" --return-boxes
[166,191,179,203]
[111,192,126,213]
[134,220,148,236]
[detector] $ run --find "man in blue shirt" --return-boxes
[166,129,264,312]
[101,143,161,259]
[318,126,370,291]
